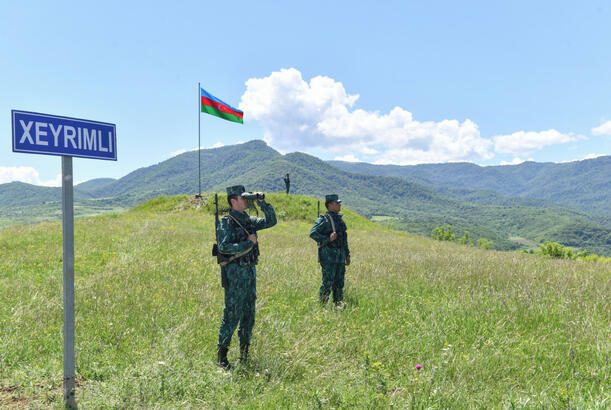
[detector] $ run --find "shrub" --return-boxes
[432,225,455,241]
[538,241,610,262]
[477,238,494,250]
[458,231,473,246]
[540,241,566,258]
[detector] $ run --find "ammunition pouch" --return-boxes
[212,243,231,264]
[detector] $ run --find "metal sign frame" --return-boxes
[12,110,116,160]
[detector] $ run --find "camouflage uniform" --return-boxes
[217,185,276,362]
[310,194,350,304]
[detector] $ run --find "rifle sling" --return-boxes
[218,213,255,267]
[318,212,337,248]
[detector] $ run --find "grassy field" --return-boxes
[0,194,609,408]
[0,201,127,228]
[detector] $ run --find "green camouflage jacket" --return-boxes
[310,211,350,264]
[217,201,276,266]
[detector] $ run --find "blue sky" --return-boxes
[1,0,610,186]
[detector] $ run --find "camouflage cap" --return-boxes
[325,194,341,203]
[226,185,246,197]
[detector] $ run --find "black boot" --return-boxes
[217,346,231,370]
[239,343,250,363]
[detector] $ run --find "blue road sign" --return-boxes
[10,109,117,407]
[12,110,117,160]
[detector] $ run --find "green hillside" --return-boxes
[82,141,611,254]
[1,195,608,407]
[88,140,280,199]
[74,178,116,193]
[0,182,127,227]
[0,181,93,208]
[1,141,609,255]
[329,156,611,215]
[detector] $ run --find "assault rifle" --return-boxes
[212,193,220,260]
[212,193,230,287]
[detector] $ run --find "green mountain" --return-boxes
[74,178,116,193]
[0,182,126,227]
[328,156,611,215]
[1,140,609,255]
[84,141,470,221]
[0,181,93,208]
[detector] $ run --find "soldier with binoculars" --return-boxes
[214,185,276,370]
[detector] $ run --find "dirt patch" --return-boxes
[0,386,29,407]
[0,380,82,407]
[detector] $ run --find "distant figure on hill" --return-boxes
[215,185,277,370]
[309,194,350,306]
[283,173,290,194]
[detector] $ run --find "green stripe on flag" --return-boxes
[201,105,243,124]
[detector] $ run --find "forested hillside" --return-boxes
[329,156,611,215]
[1,141,609,255]
[0,181,93,207]
[74,178,116,193]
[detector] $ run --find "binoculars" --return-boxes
[242,192,265,200]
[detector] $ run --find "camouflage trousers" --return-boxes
[218,265,256,348]
[319,262,345,304]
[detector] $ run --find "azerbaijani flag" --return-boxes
[200,87,244,124]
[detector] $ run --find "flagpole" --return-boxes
[198,82,201,197]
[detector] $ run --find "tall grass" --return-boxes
[0,195,609,408]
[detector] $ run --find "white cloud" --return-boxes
[360,146,379,155]
[493,130,577,156]
[239,68,493,164]
[0,166,61,186]
[208,142,224,148]
[334,154,361,162]
[592,121,611,136]
[499,157,532,165]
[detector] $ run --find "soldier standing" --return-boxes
[283,173,290,194]
[309,194,350,305]
[216,185,276,369]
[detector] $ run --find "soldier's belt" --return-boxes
[318,242,342,249]
[218,246,254,267]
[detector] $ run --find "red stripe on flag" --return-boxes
[201,96,243,119]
